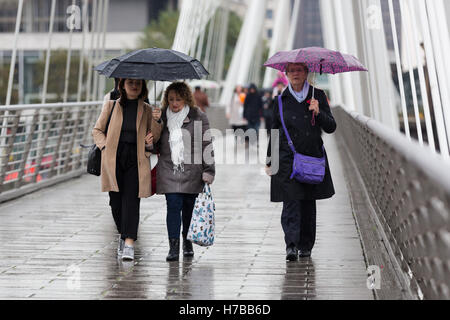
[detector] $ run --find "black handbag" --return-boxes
[81,101,116,176]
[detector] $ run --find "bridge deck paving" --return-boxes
[0,134,374,300]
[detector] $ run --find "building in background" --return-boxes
[292,0,324,48]
[263,0,275,41]
[0,0,179,104]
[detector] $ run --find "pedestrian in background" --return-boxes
[155,82,215,262]
[265,62,336,261]
[273,82,286,99]
[243,83,263,144]
[262,90,273,136]
[93,78,162,261]
[193,86,210,113]
[226,85,248,140]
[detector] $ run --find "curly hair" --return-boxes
[161,82,196,109]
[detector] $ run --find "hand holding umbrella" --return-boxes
[309,98,320,116]
[152,106,162,122]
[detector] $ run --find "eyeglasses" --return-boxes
[287,68,307,74]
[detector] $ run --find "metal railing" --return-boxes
[334,106,450,300]
[0,101,103,202]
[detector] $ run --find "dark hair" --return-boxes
[195,86,201,90]
[114,78,120,90]
[118,78,148,104]
[161,82,196,109]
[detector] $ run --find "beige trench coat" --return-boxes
[92,98,163,198]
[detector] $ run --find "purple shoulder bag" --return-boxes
[278,95,326,185]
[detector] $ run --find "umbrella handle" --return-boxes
[311,73,315,126]
[312,72,316,100]
[314,60,324,100]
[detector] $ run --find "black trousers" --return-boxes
[109,142,140,241]
[281,200,317,251]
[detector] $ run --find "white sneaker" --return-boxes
[122,244,134,261]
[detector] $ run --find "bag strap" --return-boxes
[105,100,116,136]
[278,95,325,157]
[278,95,297,155]
[202,183,213,200]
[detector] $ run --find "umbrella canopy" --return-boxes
[188,79,220,89]
[95,48,209,81]
[263,47,367,74]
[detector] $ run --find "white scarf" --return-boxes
[166,105,190,172]
[288,81,310,104]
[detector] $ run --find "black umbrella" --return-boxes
[94,48,209,81]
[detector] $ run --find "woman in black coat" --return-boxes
[265,62,336,261]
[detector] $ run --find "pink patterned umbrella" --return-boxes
[263,47,367,74]
[264,47,367,100]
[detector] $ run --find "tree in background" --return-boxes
[0,63,19,105]
[139,9,180,50]
[34,50,88,103]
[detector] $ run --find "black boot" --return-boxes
[166,238,180,262]
[183,237,194,257]
[286,246,298,261]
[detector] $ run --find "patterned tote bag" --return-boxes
[187,183,215,246]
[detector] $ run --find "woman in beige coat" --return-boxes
[92,78,162,261]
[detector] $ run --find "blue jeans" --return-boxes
[246,120,261,144]
[247,120,260,133]
[165,193,198,239]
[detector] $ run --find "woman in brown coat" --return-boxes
[155,82,215,262]
[92,78,162,261]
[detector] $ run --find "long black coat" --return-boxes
[267,86,336,202]
[243,90,263,123]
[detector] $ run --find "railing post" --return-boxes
[1,0,24,172]
[33,0,56,183]
[15,111,39,188]
[85,0,98,102]
[92,0,104,102]
[0,113,21,193]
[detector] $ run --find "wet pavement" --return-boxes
[0,134,373,300]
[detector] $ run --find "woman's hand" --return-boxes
[152,106,162,121]
[265,166,272,176]
[145,131,154,145]
[309,98,320,116]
